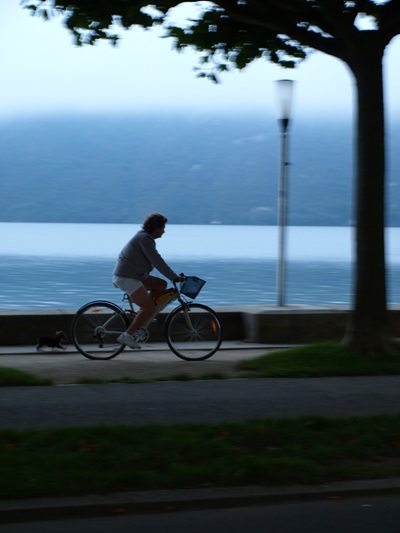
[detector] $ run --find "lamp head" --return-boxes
[275,79,295,131]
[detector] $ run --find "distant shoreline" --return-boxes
[1,116,399,226]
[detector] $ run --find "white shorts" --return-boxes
[113,275,143,295]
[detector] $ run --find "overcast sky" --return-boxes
[1,2,400,121]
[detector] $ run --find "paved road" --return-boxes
[2,375,400,429]
[2,495,400,533]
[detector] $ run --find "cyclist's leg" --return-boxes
[143,275,167,300]
[125,276,166,334]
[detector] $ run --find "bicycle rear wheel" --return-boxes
[71,301,130,360]
[164,303,223,361]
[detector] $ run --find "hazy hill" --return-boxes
[0,113,399,225]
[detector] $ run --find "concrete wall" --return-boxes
[242,308,350,343]
[0,307,244,346]
[2,305,400,346]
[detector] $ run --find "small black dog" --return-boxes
[36,331,68,351]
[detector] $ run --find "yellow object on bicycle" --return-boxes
[154,288,178,305]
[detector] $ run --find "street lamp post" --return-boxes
[275,79,294,307]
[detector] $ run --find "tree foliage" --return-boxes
[23,1,400,77]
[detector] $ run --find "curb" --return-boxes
[0,341,279,356]
[2,478,400,523]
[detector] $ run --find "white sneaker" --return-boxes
[117,332,141,349]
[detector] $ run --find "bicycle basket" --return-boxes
[180,276,206,299]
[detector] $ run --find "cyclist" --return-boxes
[112,213,183,348]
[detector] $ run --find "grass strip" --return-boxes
[0,367,52,387]
[1,414,400,499]
[235,342,400,377]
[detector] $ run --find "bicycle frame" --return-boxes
[120,284,189,331]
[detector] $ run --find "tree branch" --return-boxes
[208,0,349,60]
[380,0,400,42]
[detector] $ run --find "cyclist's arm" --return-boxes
[141,235,179,282]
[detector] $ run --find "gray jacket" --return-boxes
[113,229,178,282]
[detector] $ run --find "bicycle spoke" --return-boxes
[71,301,129,360]
[165,303,222,361]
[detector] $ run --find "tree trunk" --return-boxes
[342,38,393,356]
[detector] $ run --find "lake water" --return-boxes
[1,223,400,309]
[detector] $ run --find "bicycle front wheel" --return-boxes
[164,303,223,361]
[71,301,130,360]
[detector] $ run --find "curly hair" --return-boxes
[142,213,168,234]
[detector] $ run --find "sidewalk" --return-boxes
[0,341,278,384]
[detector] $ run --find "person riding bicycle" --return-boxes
[112,213,183,349]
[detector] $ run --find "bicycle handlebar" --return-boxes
[173,274,184,289]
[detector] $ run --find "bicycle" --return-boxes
[71,275,223,361]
